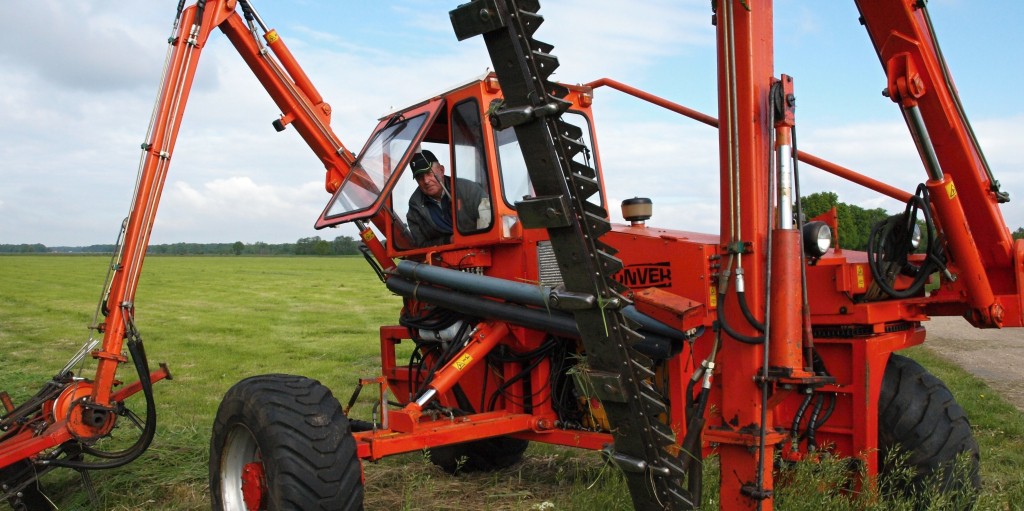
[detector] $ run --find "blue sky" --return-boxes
[1,0,1020,246]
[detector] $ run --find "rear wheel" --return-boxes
[428,436,529,474]
[210,374,364,511]
[878,354,980,507]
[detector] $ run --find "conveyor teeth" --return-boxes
[648,420,677,446]
[573,175,602,202]
[659,454,687,478]
[641,391,670,418]
[517,9,543,35]
[532,52,560,80]
[631,360,656,381]
[449,0,694,508]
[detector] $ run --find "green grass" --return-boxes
[1,255,1023,510]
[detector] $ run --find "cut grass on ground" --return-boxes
[1,255,1022,510]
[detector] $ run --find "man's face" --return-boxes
[415,164,445,199]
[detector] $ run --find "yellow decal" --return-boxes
[454,354,473,371]
[361,230,375,241]
[945,180,957,200]
[856,265,865,289]
[709,285,718,308]
[266,30,280,44]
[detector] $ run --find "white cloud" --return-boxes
[0,0,1021,248]
[155,177,331,243]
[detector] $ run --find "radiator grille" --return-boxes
[537,241,564,288]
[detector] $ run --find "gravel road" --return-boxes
[922,316,1024,411]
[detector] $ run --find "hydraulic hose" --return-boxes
[804,394,825,450]
[866,184,944,299]
[805,394,836,451]
[715,289,766,344]
[49,337,157,470]
[790,392,814,442]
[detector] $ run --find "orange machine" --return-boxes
[2,1,1019,510]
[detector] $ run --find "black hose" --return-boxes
[866,184,944,299]
[715,291,766,344]
[805,394,826,449]
[806,393,837,447]
[790,392,814,440]
[793,127,817,369]
[194,0,207,28]
[359,244,386,283]
[737,290,766,332]
[49,337,157,470]
[487,340,557,411]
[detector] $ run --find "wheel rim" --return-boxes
[219,424,266,511]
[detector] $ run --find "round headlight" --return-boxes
[802,221,832,258]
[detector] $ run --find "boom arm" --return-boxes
[1,0,367,470]
[856,0,1019,326]
[98,0,358,407]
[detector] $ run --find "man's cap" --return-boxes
[410,150,439,177]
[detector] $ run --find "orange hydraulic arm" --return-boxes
[1,0,380,462]
[95,0,361,409]
[855,0,1019,327]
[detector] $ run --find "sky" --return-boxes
[0,0,1021,246]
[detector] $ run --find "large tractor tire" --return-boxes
[878,354,981,506]
[210,374,363,511]
[428,436,529,474]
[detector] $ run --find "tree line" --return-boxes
[4,202,1024,256]
[0,236,363,256]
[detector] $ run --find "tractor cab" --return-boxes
[316,73,603,276]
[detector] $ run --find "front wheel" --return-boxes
[878,354,980,507]
[209,374,364,511]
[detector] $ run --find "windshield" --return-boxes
[496,111,598,208]
[321,113,427,220]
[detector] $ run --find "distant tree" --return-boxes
[313,239,331,255]
[295,236,326,256]
[800,191,838,220]
[332,235,359,255]
[1014,227,1024,240]
[232,241,245,256]
[0,244,47,253]
[800,192,891,251]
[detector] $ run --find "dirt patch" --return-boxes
[922,316,1024,411]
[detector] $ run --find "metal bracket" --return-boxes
[516,195,572,229]
[548,288,595,310]
[489,103,563,130]
[586,370,629,403]
[449,0,506,41]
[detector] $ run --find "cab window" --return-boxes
[451,99,492,234]
[496,110,597,208]
[388,99,494,251]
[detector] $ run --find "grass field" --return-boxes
[1,255,1022,510]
